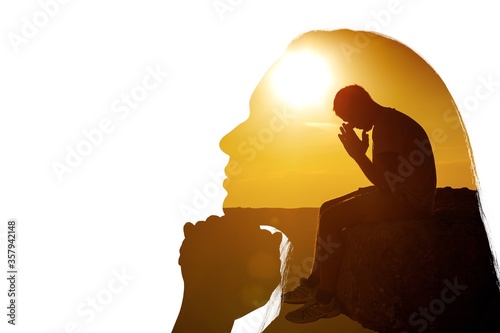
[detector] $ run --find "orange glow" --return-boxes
[220,30,476,208]
[272,50,334,109]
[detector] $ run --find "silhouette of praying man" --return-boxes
[283,84,437,323]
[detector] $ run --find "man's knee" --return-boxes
[319,197,348,216]
[318,209,344,234]
[320,200,352,220]
[319,200,333,215]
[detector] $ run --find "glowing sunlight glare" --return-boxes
[272,50,333,109]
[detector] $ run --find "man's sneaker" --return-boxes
[285,296,342,324]
[282,277,317,304]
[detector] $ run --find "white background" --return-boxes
[0,1,498,332]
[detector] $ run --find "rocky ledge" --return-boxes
[335,187,500,332]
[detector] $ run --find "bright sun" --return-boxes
[272,50,333,109]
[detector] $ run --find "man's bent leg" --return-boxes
[316,191,399,297]
[283,189,385,305]
[307,189,367,288]
[283,190,366,304]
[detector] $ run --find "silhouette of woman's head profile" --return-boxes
[175,29,495,333]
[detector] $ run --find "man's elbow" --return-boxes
[373,175,391,193]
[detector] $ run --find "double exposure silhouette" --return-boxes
[174,29,499,333]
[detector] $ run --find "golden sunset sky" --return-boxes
[220,30,475,208]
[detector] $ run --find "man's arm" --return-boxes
[338,123,398,192]
[351,152,399,192]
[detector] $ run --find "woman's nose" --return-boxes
[219,120,249,157]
